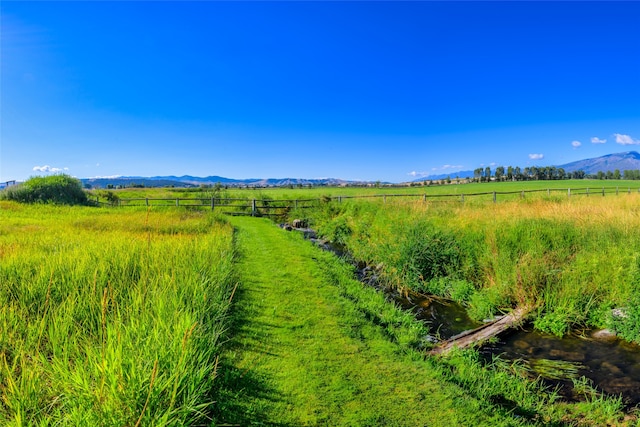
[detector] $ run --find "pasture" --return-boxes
[2,177,639,425]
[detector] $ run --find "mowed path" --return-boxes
[215,216,522,426]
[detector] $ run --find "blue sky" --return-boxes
[2,1,639,183]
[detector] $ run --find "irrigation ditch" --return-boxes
[280,221,640,409]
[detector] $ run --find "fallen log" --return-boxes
[429,305,531,356]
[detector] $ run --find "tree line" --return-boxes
[471,166,640,182]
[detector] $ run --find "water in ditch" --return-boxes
[419,298,640,406]
[388,289,640,407]
[301,229,640,407]
[481,328,640,407]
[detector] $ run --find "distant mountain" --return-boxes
[81,175,363,188]
[558,151,640,174]
[413,170,475,181]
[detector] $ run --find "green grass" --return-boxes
[297,190,640,340]
[93,179,640,202]
[214,216,624,426]
[2,188,636,426]
[0,202,236,425]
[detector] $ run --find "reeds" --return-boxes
[302,193,640,338]
[0,203,236,425]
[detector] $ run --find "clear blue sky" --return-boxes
[2,1,639,183]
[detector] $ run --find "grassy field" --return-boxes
[92,179,640,202]
[0,202,236,425]
[2,180,638,425]
[297,189,640,340]
[215,216,616,426]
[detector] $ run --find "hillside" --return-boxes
[558,151,640,174]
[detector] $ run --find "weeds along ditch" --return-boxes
[286,193,640,410]
[0,202,236,425]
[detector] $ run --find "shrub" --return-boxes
[0,174,89,205]
[95,190,120,205]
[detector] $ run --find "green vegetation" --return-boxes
[94,178,640,201]
[0,203,236,425]
[296,192,640,340]
[1,175,89,205]
[216,216,566,426]
[3,180,639,425]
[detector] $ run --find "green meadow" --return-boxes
[0,203,236,425]
[2,176,640,425]
[299,191,640,339]
[93,178,640,202]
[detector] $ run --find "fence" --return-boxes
[96,186,640,217]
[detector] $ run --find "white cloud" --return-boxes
[571,140,582,148]
[409,165,464,178]
[431,164,463,171]
[528,154,544,160]
[614,133,640,145]
[591,137,607,144]
[33,165,68,173]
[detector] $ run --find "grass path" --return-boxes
[213,216,530,426]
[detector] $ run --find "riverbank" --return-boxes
[213,216,624,425]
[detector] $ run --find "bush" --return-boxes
[0,174,89,205]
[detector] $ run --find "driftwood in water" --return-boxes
[429,306,531,356]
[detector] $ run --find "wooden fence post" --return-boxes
[547,188,550,196]
[461,194,464,203]
[493,192,496,203]
[568,188,571,198]
[176,198,179,206]
[146,198,149,207]
[252,199,257,216]
[211,197,215,211]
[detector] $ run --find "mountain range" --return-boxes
[78,151,640,188]
[81,175,361,189]
[415,151,640,181]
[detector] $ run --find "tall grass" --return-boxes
[297,193,640,338]
[0,202,236,425]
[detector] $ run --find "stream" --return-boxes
[291,225,640,408]
[395,286,640,408]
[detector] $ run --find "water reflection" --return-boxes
[482,329,640,407]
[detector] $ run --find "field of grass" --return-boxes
[0,202,236,425]
[93,178,640,202]
[2,180,639,425]
[297,190,640,340]
[215,216,622,426]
